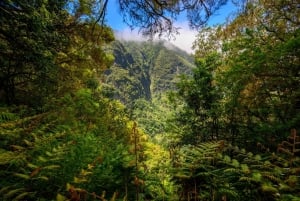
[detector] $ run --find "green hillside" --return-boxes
[104,40,195,105]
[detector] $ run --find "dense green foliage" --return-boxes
[0,0,68,105]
[0,89,132,200]
[171,140,300,201]
[171,0,300,149]
[164,1,300,199]
[0,0,299,200]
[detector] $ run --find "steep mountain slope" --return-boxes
[104,40,195,105]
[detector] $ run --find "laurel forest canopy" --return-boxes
[0,0,300,201]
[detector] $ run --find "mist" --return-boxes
[114,22,198,54]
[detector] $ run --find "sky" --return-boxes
[105,1,238,53]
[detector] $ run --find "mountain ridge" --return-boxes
[104,39,195,106]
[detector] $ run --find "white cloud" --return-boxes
[169,22,198,54]
[115,28,148,42]
[114,22,198,54]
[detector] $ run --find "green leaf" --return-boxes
[14,173,30,180]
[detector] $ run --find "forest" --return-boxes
[0,0,299,201]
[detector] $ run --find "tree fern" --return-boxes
[170,138,300,201]
[0,109,18,123]
[171,141,238,201]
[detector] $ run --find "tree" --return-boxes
[172,53,222,144]
[0,0,115,106]
[217,0,300,149]
[187,0,300,149]
[55,22,114,95]
[0,0,69,105]
[118,0,239,36]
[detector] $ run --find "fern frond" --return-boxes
[37,156,47,162]
[239,176,256,183]
[254,154,262,161]
[27,163,39,169]
[14,192,33,201]
[196,171,213,177]
[0,111,18,123]
[218,188,239,198]
[279,183,291,191]
[224,168,241,174]
[252,172,262,182]
[23,139,33,147]
[223,155,231,163]
[174,174,191,179]
[0,150,26,165]
[43,165,60,170]
[241,164,250,174]
[231,159,240,167]
[14,173,30,180]
[3,188,26,199]
[262,173,281,183]
[45,151,54,157]
[0,186,12,194]
[261,184,278,193]
[10,145,25,152]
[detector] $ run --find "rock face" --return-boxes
[104,40,195,105]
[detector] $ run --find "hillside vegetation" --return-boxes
[104,40,195,105]
[102,40,196,136]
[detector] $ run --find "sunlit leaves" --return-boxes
[191,0,300,149]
